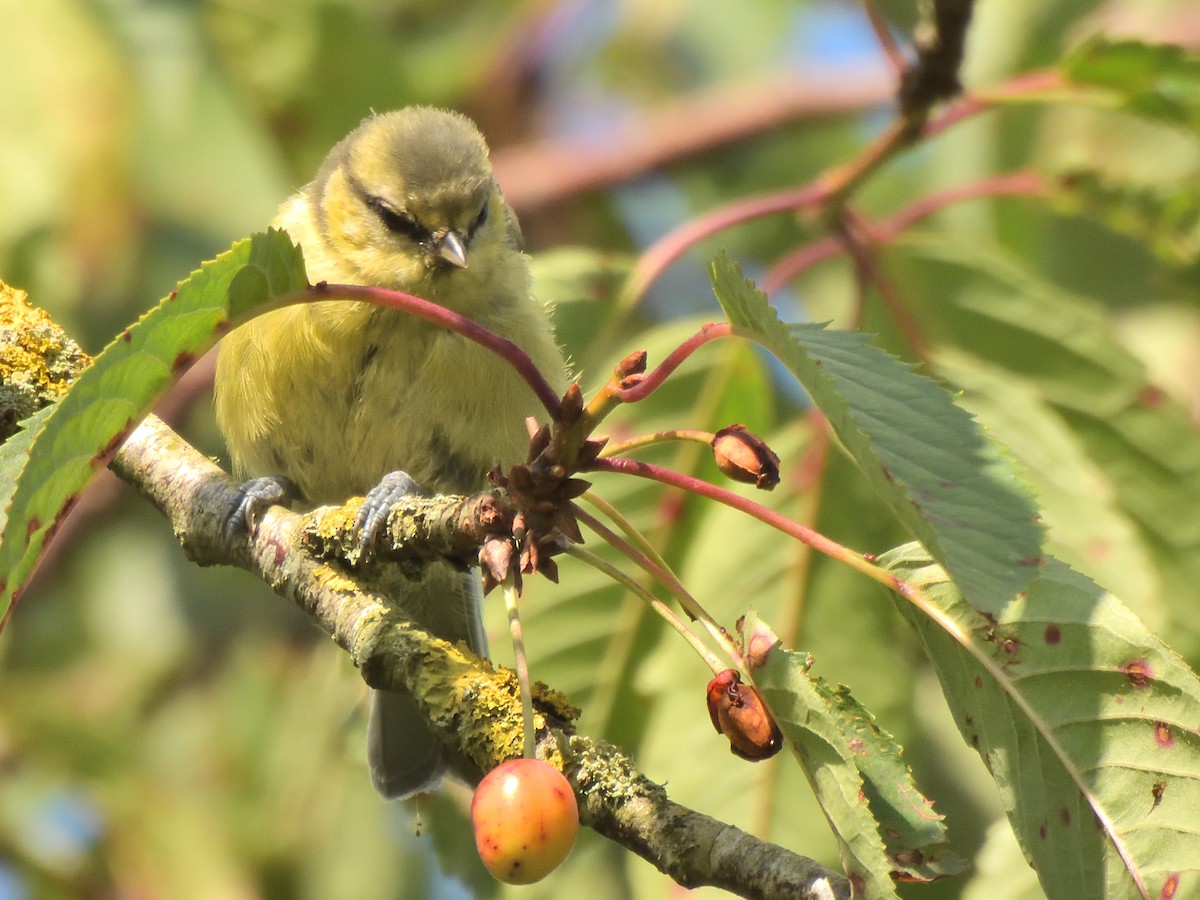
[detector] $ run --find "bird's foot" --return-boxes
[354,470,429,554]
[225,475,293,544]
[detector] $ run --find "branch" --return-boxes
[109,414,850,900]
[0,282,89,441]
[899,0,976,115]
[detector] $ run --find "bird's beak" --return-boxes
[436,231,469,269]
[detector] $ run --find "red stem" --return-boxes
[614,322,734,404]
[763,170,1044,293]
[837,212,931,360]
[922,69,1066,140]
[309,282,562,417]
[589,456,865,566]
[621,184,829,309]
[616,70,1064,318]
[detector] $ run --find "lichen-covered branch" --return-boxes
[0,281,89,441]
[109,414,850,900]
[303,490,514,570]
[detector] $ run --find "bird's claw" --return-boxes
[355,470,428,554]
[226,476,293,544]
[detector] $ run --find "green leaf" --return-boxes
[0,229,306,626]
[744,613,961,885]
[710,253,1043,612]
[934,349,1164,628]
[1056,403,1200,661]
[1062,38,1200,132]
[906,233,1200,660]
[0,407,53,544]
[743,613,899,899]
[903,233,1144,412]
[881,544,1200,900]
[810,675,962,882]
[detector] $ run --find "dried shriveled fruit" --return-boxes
[706,669,783,761]
[711,425,781,490]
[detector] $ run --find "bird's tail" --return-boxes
[366,569,488,799]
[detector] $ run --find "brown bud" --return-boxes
[508,464,534,492]
[520,540,536,574]
[615,349,648,378]
[618,373,645,390]
[527,424,552,462]
[575,437,608,467]
[479,537,515,585]
[562,477,592,500]
[560,383,585,424]
[553,507,584,545]
[705,669,783,761]
[711,425,781,490]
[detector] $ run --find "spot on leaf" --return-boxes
[1122,659,1153,688]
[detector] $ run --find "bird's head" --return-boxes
[314,107,513,292]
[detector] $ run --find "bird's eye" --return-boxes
[367,196,427,242]
[468,201,489,237]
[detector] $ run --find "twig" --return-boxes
[310,282,563,417]
[762,170,1045,293]
[504,581,537,758]
[572,502,741,663]
[899,0,976,116]
[600,428,715,457]
[836,211,931,361]
[922,69,1066,139]
[589,456,880,582]
[616,187,828,319]
[860,0,908,79]
[566,545,726,674]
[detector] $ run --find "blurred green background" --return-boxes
[3,1,1199,898]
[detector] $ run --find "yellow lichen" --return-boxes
[1,281,90,439]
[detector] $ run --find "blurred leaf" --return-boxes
[910,234,1200,660]
[934,349,1163,626]
[881,544,1200,900]
[903,233,1145,410]
[710,253,1043,613]
[1054,403,1200,662]
[743,614,898,899]
[1062,38,1200,132]
[529,246,634,386]
[1053,168,1200,269]
[0,229,306,627]
[961,819,1048,900]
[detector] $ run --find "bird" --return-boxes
[214,107,568,798]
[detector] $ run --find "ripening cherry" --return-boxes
[471,758,579,884]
